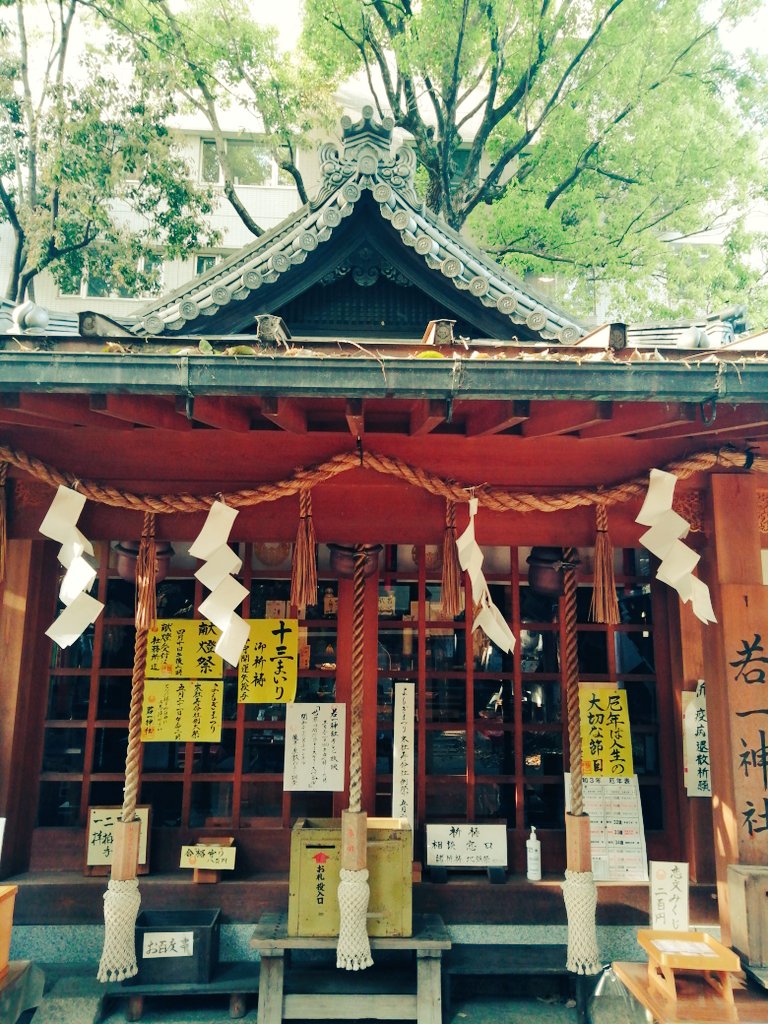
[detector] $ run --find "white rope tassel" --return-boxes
[97,878,141,982]
[562,869,601,976]
[336,868,373,971]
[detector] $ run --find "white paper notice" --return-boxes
[650,861,689,931]
[283,703,346,791]
[565,773,648,881]
[189,501,238,559]
[46,591,104,647]
[39,486,87,542]
[199,575,249,630]
[215,613,250,667]
[635,468,677,526]
[195,544,243,591]
[392,683,415,830]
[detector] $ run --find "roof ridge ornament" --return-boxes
[313,106,419,207]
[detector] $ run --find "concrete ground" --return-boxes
[28,964,600,1024]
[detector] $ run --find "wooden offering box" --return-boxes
[637,929,741,1018]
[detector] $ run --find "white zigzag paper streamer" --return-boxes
[40,485,104,647]
[191,501,249,666]
[635,469,716,624]
[456,498,516,654]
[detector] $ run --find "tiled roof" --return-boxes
[130,109,588,343]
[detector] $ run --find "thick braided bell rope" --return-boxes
[0,441,759,518]
[562,870,601,975]
[337,546,373,972]
[561,548,600,975]
[0,461,7,584]
[563,548,583,816]
[98,512,156,983]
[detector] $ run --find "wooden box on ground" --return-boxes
[0,885,18,980]
[729,864,768,966]
[133,908,221,984]
[288,817,412,937]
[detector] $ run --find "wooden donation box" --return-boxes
[729,864,768,967]
[288,817,412,937]
[637,929,740,1017]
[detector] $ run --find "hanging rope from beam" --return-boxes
[561,546,601,977]
[97,511,157,983]
[337,545,373,972]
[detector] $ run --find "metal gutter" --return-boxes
[0,352,760,403]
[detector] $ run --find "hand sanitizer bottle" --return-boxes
[526,825,541,881]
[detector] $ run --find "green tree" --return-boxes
[98,0,337,235]
[303,0,768,322]
[0,0,220,303]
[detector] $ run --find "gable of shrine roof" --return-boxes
[130,109,588,344]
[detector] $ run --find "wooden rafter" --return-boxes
[185,396,254,432]
[15,393,134,430]
[521,401,609,437]
[90,395,192,431]
[578,402,695,439]
[260,397,307,433]
[463,400,530,437]
[410,399,446,436]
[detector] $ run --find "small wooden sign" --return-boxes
[85,806,151,876]
[182,835,235,883]
[425,823,507,870]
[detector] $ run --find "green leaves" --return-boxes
[307,0,768,322]
[1,0,219,301]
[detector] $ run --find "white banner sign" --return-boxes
[284,703,346,791]
[683,680,712,797]
[391,683,415,830]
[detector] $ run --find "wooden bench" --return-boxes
[442,943,590,1024]
[107,961,259,1020]
[250,911,451,1024]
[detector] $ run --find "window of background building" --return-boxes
[59,251,163,299]
[201,139,294,187]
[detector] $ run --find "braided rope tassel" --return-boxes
[590,503,620,625]
[291,488,317,611]
[441,500,463,618]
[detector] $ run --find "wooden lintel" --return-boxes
[410,399,446,436]
[186,396,253,432]
[15,392,135,430]
[90,394,191,431]
[260,397,307,433]
[345,399,365,437]
[579,402,695,439]
[464,400,530,437]
[521,401,609,437]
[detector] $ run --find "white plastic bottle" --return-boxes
[526,825,541,881]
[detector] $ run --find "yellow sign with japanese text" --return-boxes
[579,684,634,777]
[238,618,299,703]
[180,845,237,870]
[146,619,223,680]
[141,678,223,742]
